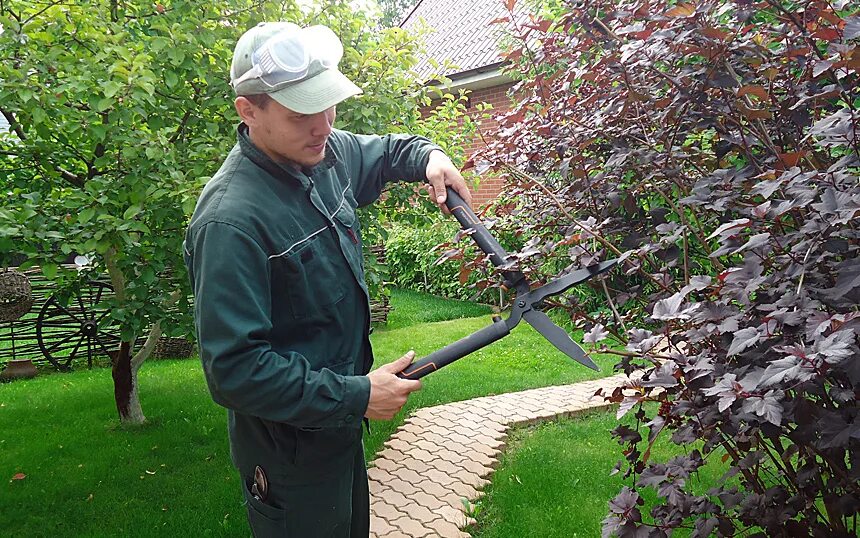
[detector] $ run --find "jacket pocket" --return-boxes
[273,234,346,320]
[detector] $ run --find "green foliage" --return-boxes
[384,218,483,300]
[0,0,474,420]
[0,0,293,342]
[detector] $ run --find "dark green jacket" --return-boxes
[184,124,439,482]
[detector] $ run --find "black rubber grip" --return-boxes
[397,319,510,379]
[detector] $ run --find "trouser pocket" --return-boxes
[242,482,287,537]
[241,443,367,538]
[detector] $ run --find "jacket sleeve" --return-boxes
[184,221,371,429]
[332,130,442,207]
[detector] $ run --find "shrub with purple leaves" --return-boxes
[466,0,860,535]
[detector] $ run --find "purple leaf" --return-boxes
[759,356,816,387]
[703,373,740,412]
[741,390,784,425]
[811,330,855,365]
[706,218,750,240]
[584,323,609,343]
[652,291,690,320]
[732,232,771,254]
[727,327,760,356]
[844,15,860,39]
[643,362,679,388]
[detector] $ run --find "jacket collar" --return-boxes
[236,123,337,186]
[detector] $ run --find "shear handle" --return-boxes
[397,317,511,380]
[444,188,509,268]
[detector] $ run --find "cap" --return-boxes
[230,22,362,114]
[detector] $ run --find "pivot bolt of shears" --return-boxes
[517,300,526,308]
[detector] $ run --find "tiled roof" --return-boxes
[400,0,524,81]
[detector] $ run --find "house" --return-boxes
[400,0,525,207]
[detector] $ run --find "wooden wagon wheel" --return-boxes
[36,281,123,371]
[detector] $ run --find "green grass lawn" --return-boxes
[468,410,728,538]
[0,288,618,536]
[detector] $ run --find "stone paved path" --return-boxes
[367,374,628,537]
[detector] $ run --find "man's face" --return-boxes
[242,98,335,168]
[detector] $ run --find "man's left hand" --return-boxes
[425,150,473,213]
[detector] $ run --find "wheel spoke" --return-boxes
[38,320,83,328]
[46,330,83,353]
[77,292,88,318]
[50,301,82,323]
[94,284,105,307]
[94,336,116,358]
[95,309,112,326]
[65,336,86,361]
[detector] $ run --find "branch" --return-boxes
[505,164,673,293]
[130,289,184,370]
[1,107,27,141]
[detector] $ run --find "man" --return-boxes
[183,21,472,538]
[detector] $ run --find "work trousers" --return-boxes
[242,441,369,537]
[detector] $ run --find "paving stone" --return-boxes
[397,456,435,476]
[401,503,440,525]
[389,516,434,537]
[435,505,471,527]
[377,448,407,461]
[424,517,471,537]
[431,458,462,476]
[395,467,425,486]
[368,466,396,484]
[386,477,422,497]
[415,479,454,498]
[402,489,446,511]
[370,515,397,537]
[372,499,407,521]
[442,479,482,500]
[401,447,436,463]
[374,530,413,538]
[369,479,391,496]
[376,488,412,509]
[390,431,421,444]
[374,458,402,473]
[423,468,458,486]
[386,438,413,452]
[431,447,468,464]
[455,459,494,478]
[413,439,443,453]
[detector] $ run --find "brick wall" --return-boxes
[423,81,517,208]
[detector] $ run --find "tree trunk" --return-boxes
[112,341,146,424]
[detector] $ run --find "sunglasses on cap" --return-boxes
[232,25,343,90]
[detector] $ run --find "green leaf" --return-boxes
[123,205,141,220]
[164,71,179,89]
[41,263,58,280]
[103,81,124,99]
[79,208,96,223]
[95,97,113,112]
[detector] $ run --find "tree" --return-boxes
[467,0,860,535]
[374,0,419,28]
[0,0,467,424]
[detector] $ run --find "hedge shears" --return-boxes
[398,187,616,380]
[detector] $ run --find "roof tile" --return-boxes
[400,0,526,80]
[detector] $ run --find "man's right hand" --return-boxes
[365,351,422,420]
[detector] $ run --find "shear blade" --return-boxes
[529,259,618,303]
[522,310,600,371]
